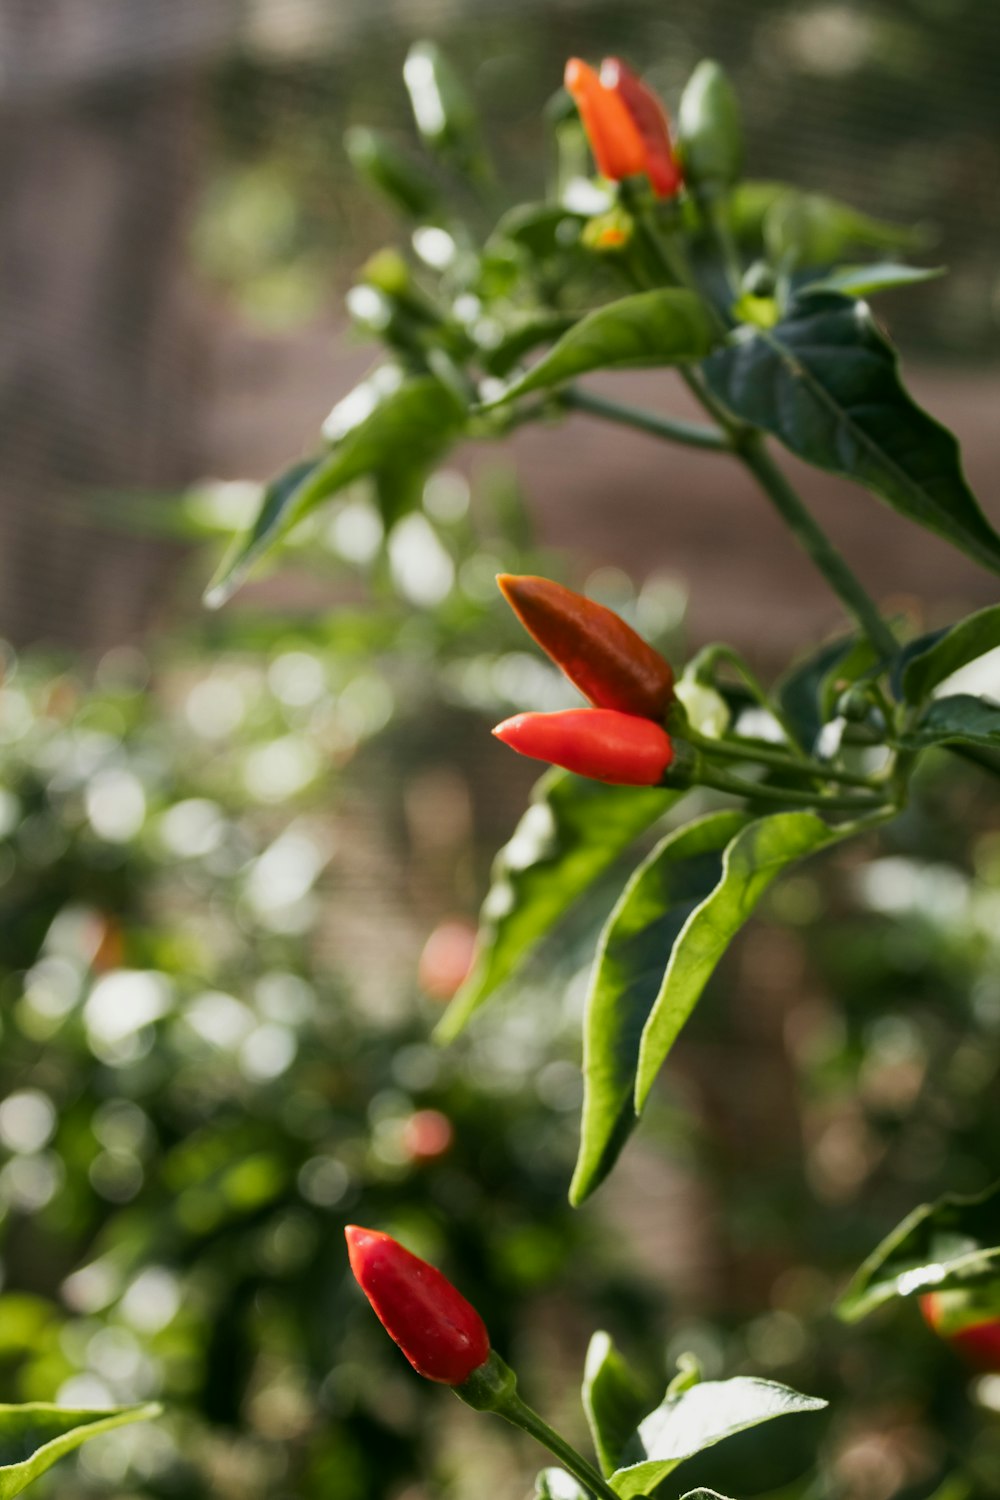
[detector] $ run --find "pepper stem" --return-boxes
[457,1352,619,1500]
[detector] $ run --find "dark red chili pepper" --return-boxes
[564,57,682,199]
[493,708,673,785]
[345,1225,490,1385]
[921,1293,1000,1372]
[497,574,674,721]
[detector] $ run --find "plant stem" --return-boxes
[685,727,881,790]
[685,641,806,754]
[502,1391,620,1500]
[736,434,899,660]
[560,387,729,452]
[696,764,887,814]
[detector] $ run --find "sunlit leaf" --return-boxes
[435,772,681,1042]
[609,1377,826,1499]
[481,290,719,406]
[705,294,1000,574]
[801,263,944,299]
[571,813,748,1204]
[837,1179,1000,1322]
[901,694,1000,751]
[0,1402,159,1499]
[583,1332,653,1478]
[535,1469,588,1500]
[900,605,1000,705]
[634,812,850,1112]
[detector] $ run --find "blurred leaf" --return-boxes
[490,202,585,259]
[837,1179,1000,1322]
[535,1470,588,1500]
[900,605,1000,704]
[482,291,719,406]
[583,1331,652,1478]
[801,262,944,299]
[634,812,851,1112]
[704,295,1000,575]
[901,694,1000,750]
[0,1402,159,1498]
[206,372,465,606]
[435,772,681,1042]
[403,41,490,180]
[571,812,749,1205]
[344,127,444,221]
[480,312,578,377]
[764,190,925,268]
[609,1377,826,1499]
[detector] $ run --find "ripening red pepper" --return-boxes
[493,708,673,785]
[497,573,674,721]
[345,1226,490,1385]
[920,1293,1000,1373]
[564,57,682,199]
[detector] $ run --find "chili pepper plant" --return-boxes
[203,42,1000,1500]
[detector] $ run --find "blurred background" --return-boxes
[2,1,1000,1498]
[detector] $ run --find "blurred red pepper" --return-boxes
[493,708,673,785]
[418,917,478,1002]
[497,574,674,721]
[346,1226,490,1385]
[564,57,682,199]
[920,1293,1000,1372]
[402,1109,455,1163]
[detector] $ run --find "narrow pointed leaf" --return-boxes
[837,1179,1000,1322]
[436,773,681,1042]
[900,605,1000,705]
[802,263,944,299]
[482,290,719,407]
[703,294,1000,575]
[901,694,1000,751]
[571,813,749,1204]
[609,1377,827,1499]
[0,1402,159,1498]
[635,812,849,1111]
[583,1332,653,1478]
[205,372,465,606]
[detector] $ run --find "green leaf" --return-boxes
[901,694,1000,751]
[583,1332,653,1478]
[482,290,719,407]
[535,1470,589,1500]
[837,1179,1000,1322]
[900,605,1000,705]
[609,1377,827,1499]
[344,126,443,221]
[435,773,681,1043]
[205,371,465,606]
[571,813,749,1205]
[777,636,856,751]
[801,262,944,299]
[634,812,849,1112]
[0,1402,159,1498]
[703,295,1000,575]
[480,312,579,378]
[764,190,925,268]
[404,41,489,179]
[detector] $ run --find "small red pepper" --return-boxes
[493,708,673,785]
[497,574,674,721]
[920,1293,1000,1373]
[564,57,682,199]
[345,1225,490,1385]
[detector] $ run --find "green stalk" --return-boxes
[695,765,887,814]
[458,1354,618,1500]
[685,727,882,790]
[560,387,728,452]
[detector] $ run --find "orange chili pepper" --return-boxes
[497,574,674,721]
[564,57,682,199]
[601,57,683,199]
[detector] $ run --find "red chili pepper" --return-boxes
[493,708,673,785]
[564,57,682,199]
[345,1226,490,1385]
[497,574,674,721]
[920,1293,1000,1373]
[601,58,684,199]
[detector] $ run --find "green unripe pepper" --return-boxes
[403,41,490,181]
[677,59,743,196]
[344,126,443,221]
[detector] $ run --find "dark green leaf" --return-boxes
[583,1332,653,1478]
[635,812,850,1112]
[571,813,749,1205]
[901,605,1000,705]
[490,202,585,259]
[535,1470,588,1500]
[482,290,719,407]
[837,1179,1000,1322]
[901,694,1000,751]
[801,263,944,299]
[435,773,681,1043]
[0,1402,159,1498]
[205,371,465,607]
[609,1377,827,1499]
[704,295,1000,575]
[778,636,856,751]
